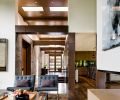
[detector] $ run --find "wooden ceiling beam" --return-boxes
[45,51,63,54]
[24,16,68,21]
[39,37,66,41]
[33,40,65,45]
[41,47,64,51]
[15,25,68,33]
[48,53,62,56]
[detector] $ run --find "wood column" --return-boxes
[68,33,75,90]
[96,70,106,88]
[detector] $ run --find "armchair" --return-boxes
[7,75,35,91]
[36,75,59,99]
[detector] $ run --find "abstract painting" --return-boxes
[102,0,120,50]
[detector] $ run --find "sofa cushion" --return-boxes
[15,80,30,87]
[41,80,55,87]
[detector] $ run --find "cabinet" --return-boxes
[78,66,96,80]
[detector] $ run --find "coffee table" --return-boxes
[0,91,48,100]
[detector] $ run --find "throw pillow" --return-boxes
[15,80,30,87]
[41,80,55,87]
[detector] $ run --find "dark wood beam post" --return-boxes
[68,33,75,90]
[96,70,106,88]
[106,73,110,83]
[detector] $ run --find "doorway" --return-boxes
[22,39,31,75]
[49,55,62,72]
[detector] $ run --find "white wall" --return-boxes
[69,0,96,33]
[16,13,28,25]
[0,0,15,89]
[97,0,120,72]
[75,33,96,51]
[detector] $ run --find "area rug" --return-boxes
[48,94,68,100]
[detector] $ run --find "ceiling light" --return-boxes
[22,7,43,11]
[50,7,68,11]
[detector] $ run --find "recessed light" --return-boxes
[49,7,68,11]
[22,7,43,11]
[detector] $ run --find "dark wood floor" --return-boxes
[48,72,120,100]
[73,76,96,100]
[72,76,120,100]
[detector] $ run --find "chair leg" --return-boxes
[57,91,59,100]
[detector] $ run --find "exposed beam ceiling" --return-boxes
[18,0,68,25]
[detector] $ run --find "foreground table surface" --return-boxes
[88,89,120,100]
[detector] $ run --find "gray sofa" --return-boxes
[7,75,35,91]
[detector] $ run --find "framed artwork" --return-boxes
[102,0,120,50]
[0,39,8,71]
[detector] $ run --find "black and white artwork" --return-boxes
[102,0,120,50]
